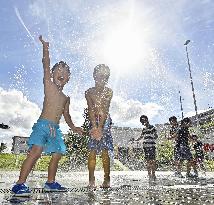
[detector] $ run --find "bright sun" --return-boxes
[102,25,147,73]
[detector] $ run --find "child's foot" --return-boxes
[202,170,206,176]
[149,175,156,182]
[194,171,198,178]
[186,173,198,179]
[44,181,67,192]
[152,175,156,181]
[87,178,96,189]
[88,176,96,189]
[12,183,31,197]
[100,180,110,188]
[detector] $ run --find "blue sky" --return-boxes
[0,0,214,147]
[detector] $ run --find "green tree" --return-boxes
[63,108,90,170]
[0,143,7,153]
[157,140,174,169]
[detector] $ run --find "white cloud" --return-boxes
[110,96,164,128]
[61,94,164,129]
[0,88,41,152]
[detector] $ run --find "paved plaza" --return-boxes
[0,171,214,204]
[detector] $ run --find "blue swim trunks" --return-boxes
[88,116,114,156]
[27,118,66,155]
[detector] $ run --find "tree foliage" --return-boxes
[63,108,90,170]
[0,143,7,153]
[157,140,174,169]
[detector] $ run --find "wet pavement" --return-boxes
[0,171,214,204]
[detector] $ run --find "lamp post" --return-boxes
[179,90,184,119]
[184,40,198,116]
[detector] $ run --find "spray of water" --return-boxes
[14,6,38,48]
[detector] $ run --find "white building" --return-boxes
[111,126,142,147]
[11,136,28,154]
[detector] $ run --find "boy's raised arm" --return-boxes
[39,35,51,81]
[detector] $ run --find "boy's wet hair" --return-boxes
[181,117,191,125]
[140,115,148,122]
[93,64,110,77]
[52,61,70,74]
[169,116,177,122]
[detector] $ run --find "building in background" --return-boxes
[11,136,28,154]
[10,109,214,159]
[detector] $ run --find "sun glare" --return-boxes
[102,25,146,73]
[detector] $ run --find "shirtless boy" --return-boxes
[85,64,113,188]
[12,36,82,196]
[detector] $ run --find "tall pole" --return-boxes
[179,91,184,119]
[184,40,198,116]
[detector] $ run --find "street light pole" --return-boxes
[179,90,184,119]
[184,40,198,116]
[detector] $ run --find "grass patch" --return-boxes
[0,153,213,172]
[0,153,67,171]
[0,154,128,171]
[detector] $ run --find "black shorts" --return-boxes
[143,147,156,160]
[174,145,192,161]
[195,154,204,162]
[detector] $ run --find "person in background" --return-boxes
[175,117,197,178]
[136,115,158,182]
[168,116,183,178]
[191,134,206,176]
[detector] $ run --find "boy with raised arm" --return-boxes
[85,64,113,188]
[12,36,82,196]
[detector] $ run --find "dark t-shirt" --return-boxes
[176,127,189,147]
